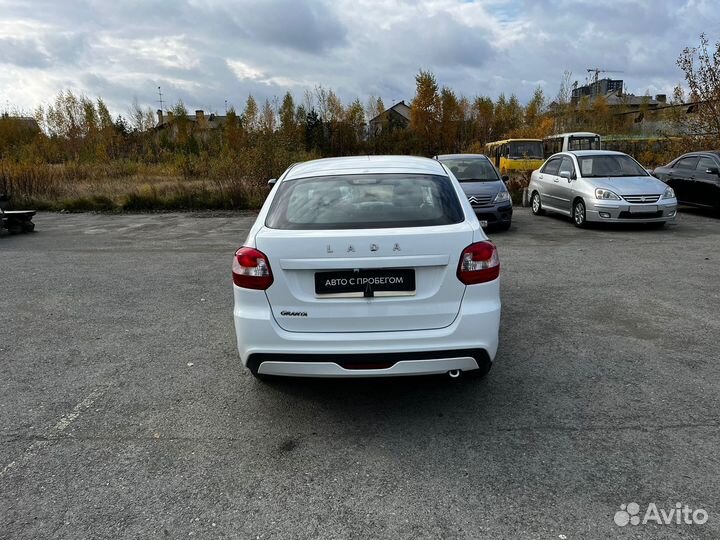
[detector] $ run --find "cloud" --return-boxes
[1,0,719,117]
[0,36,51,67]
[230,0,347,53]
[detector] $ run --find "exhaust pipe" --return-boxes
[448,369,461,379]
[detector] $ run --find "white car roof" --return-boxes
[285,155,447,180]
[567,150,626,157]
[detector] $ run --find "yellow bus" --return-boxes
[484,139,544,175]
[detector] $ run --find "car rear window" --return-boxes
[265,174,464,230]
[440,158,500,182]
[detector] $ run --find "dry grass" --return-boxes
[0,160,269,212]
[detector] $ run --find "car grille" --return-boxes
[468,194,493,207]
[622,194,660,203]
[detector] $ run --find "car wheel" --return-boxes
[464,357,492,380]
[21,220,35,233]
[573,200,587,228]
[531,192,544,216]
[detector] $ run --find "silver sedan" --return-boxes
[528,150,677,227]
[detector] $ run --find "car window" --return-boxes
[439,158,500,182]
[266,174,465,230]
[675,156,699,170]
[696,156,718,172]
[541,158,561,175]
[559,157,575,176]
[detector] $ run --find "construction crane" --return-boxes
[586,68,624,86]
[585,68,625,97]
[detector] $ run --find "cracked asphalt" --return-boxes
[1,207,719,539]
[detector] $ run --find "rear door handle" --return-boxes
[553,179,559,183]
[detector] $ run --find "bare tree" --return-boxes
[677,33,720,137]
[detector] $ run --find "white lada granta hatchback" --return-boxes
[232,155,501,380]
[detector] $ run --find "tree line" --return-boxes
[1,34,718,181]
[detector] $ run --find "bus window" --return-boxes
[568,136,601,151]
[543,137,562,157]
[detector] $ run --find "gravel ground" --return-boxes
[1,207,719,539]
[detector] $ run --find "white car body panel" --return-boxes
[256,223,474,333]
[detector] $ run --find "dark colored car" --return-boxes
[435,154,513,231]
[653,152,720,209]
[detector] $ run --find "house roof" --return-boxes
[369,101,411,124]
[1,116,40,131]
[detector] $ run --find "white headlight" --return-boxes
[595,188,621,200]
[494,191,510,203]
[662,186,675,199]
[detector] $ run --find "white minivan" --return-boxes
[232,156,501,380]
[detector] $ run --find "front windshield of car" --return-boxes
[577,155,649,178]
[441,158,500,182]
[509,141,543,159]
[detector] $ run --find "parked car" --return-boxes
[528,150,677,228]
[232,156,501,381]
[652,151,720,209]
[435,153,513,231]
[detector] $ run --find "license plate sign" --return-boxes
[315,269,416,297]
[479,220,488,227]
[629,205,658,213]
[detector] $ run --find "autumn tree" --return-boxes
[241,95,259,135]
[439,87,461,153]
[278,92,301,150]
[472,96,494,145]
[524,87,546,131]
[345,98,366,152]
[410,70,441,155]
[223,108,242,152]
[259,99,276,134]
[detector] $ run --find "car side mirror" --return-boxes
[267,178,277,187]
[501,175,509,183]
[706,167,720,176]
[559,170,573,181]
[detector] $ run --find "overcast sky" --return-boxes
[1,0,718,119]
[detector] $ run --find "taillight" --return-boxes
[232,247,273,290]
[457,241,500,284]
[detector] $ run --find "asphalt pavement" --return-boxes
[1,208,719,539]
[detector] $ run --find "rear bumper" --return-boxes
[233,281,500,378]
[252,351,487,377]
